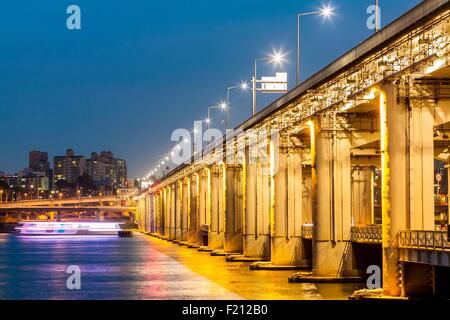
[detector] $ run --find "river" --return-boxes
[0,233,363,300]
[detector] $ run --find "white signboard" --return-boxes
[261,72,288,93]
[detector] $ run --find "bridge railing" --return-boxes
[399,230,449,251]
[351,225,382,244]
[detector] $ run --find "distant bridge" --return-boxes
[0,206,137,213]
[0,196,121,208]
[0,196,137,221]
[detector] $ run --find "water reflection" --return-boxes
[0,233,361,300]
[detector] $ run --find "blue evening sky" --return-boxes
[0,0,422,177]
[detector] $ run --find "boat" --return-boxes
[15,221,123,236]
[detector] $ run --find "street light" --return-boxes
[206,103,227,129]
[297,5,334,85]
[226,82,249,129]
[252,50,287,116]
[375,0,380,33]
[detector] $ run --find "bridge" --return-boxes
[0,196,121,208]
[0,196,137,221]
[134,0,450,298]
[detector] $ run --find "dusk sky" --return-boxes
[0,0,422,178]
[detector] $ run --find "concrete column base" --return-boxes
[243,234,271,260]
[272,236,309,266]
[289,271,363,283]
[209,231,224,250]
[250,262,310,271]
[313,241,359,278]
[224,232,243,253]
[180,228,189,242]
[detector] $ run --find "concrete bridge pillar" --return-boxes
[257,151,272,257]
[224,164,244,253]
[142,196,149,232]
[198,170,209,246]
[244,142,270,259]
[209,165,224,250]
[149,193,155,233]
[175,181,182,241]
[380,84,408,297]
[154,193,160,234]
[152,194,157,234]
[244,144,256,256]
[302,164,314,225]
[243,134,272,260]
[188,174,199,243]
[158,192,164,235]
[351,167,373,226]
[163,188,169,237]
[146,194,151,232]
[168,186,175,240]
[271,136,304,266]
[159,192,164,235]
[314,126,354,277]
[409,100,435,230]
[181,178,189,241]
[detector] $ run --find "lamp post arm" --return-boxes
[298,11,321,17]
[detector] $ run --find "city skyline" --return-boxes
[0,0,421,178]
[0,148,129,201]
[0,148,127,175]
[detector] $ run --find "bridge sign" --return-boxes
[260,72,288,93]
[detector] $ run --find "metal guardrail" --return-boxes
[301,225,313,239]
[351,225,382,243]
[399,230,449,251]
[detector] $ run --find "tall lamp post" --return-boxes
[252,51,285,116]
[226,82,248,129]
[375,0,380,32]
[297,6,334,85]
[206,103,227,130]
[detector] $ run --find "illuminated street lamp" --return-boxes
[206,103,227,129]
[252,50,287,116]
[297,5,334,84]
[226,82,249,129]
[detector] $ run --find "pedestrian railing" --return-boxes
[399,230,449,251]
[351,225,382,244]
[301,224,313,240]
